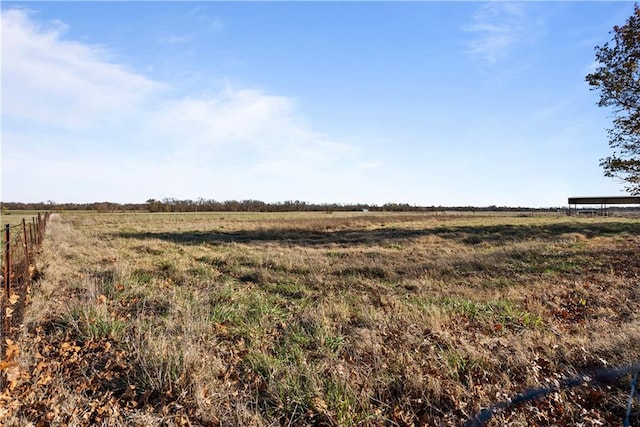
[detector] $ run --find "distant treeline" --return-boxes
[0,199,568,213]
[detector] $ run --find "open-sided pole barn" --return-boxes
[567,196,640,215]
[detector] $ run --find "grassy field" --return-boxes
[2,211,639,426]
[1,210,48,227]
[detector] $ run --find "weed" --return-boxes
[325,377,356,424]
[130,268,153,284]
[65,304,127,340]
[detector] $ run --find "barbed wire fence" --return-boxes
[463,361,640,426]
[0,213,50,369]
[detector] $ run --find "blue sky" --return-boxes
[1,1,636,207]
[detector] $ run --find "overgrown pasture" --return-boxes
[2,212,639,425]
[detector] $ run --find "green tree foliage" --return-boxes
[586,4,640,194]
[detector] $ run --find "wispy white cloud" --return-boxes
[1,8,369,203]
[464,3,543,63]
[158,34,194,44]
[187,5,224,32]
[2,9,163,130]
[209,17,224,32]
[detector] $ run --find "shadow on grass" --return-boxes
[112,221,639,247]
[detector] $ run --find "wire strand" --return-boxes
[624,369,639,427]
[463,362,640,427]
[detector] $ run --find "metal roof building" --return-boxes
[568,196,640,206]
[567,196,640,215]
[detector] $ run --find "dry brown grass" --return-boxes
[1,211,639,426]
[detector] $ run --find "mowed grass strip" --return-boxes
[2,211,639,426]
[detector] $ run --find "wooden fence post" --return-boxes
[32,218,37,246]
[22,219,30,286]
[37,213,42,245]
[29,222,34,248]
[3,225,10,298]
[22,219,30,263]
[3,224,11,335]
